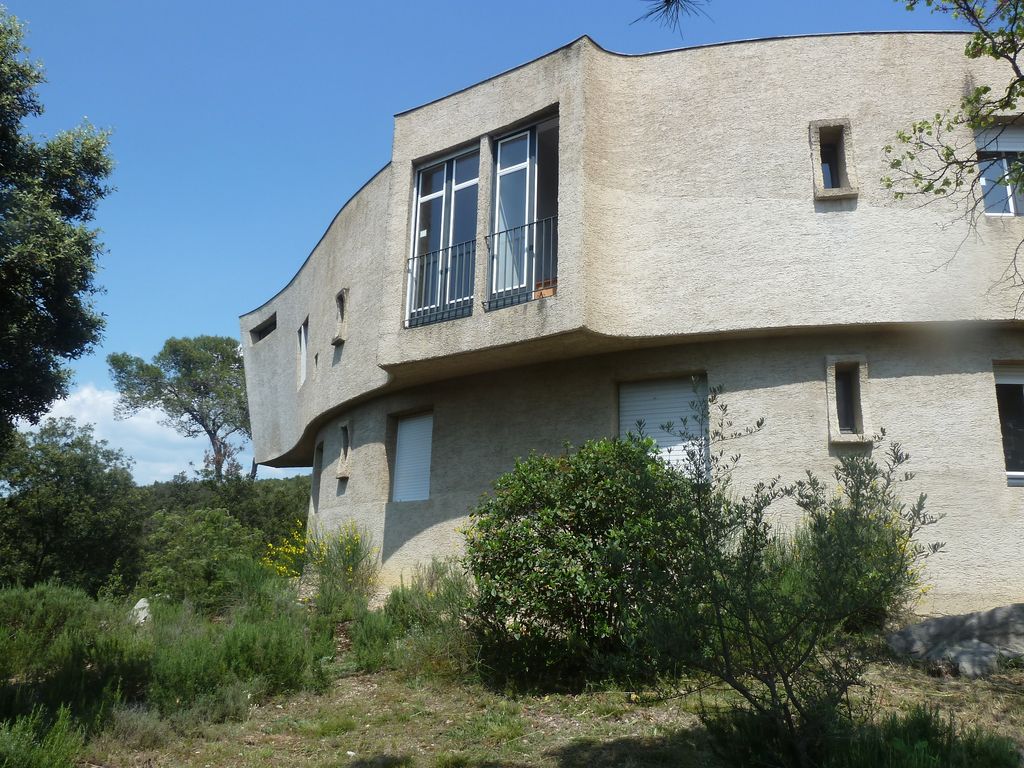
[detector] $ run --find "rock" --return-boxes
[130,597,151,626]
[888,603,1024,678]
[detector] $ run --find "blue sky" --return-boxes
[5,0,963,482]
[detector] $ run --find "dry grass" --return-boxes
[81,660,1024,768]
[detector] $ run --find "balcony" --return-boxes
[405,239,476,327]
[484,216,558,311]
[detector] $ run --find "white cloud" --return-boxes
[41,384,307,485]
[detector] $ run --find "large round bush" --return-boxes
[464,436,690,686]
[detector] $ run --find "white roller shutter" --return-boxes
[392,412,433,502]
[618,377,707,466]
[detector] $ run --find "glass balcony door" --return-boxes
[407,150,479,326]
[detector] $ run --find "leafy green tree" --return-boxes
[0,9,114,443]
[139,507,258,613]
[107,336,251,482]
[0,418,142,595]
[138,471,309,547]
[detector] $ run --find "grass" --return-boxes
[80,657,1024,768]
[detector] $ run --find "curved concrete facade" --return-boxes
[241,34,1024,613]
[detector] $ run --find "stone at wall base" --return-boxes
[888,603,1024,678]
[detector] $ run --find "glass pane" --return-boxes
[451,185,478,246]
[417,196,444,256]
[1010,154,1024,215]
[447,239,475,303]
[997,383,1024,471]
[454,152,479,185]
[980,155,1012,214]
[497,168,527,232]
[419,164,445,197]
[498,134,528,169]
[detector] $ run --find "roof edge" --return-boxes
[394,30,968,118]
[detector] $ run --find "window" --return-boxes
[835,364,860,433]
[825,356,869,443]
[979,152,1024,215]
[994,364,1024,485]
[392,412,433,502]
[976,125,1024,215]
[311,440,324,515]
[336,421,352,481]
[297,317,309,386]
[487,116,559,310]
[249,313,277,344]
[618,376,708,469]
[809,120,858,200]
[406,150,479,326]
[332,289,348,346]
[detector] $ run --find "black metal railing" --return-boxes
[484,216,558,311]
[405,239,476,327]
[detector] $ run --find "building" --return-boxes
[241,33,1024,614]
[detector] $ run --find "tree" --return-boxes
[0,417,142,595]
[883,3,1024,283]
[107,335,252,482]
[0,9,113,443]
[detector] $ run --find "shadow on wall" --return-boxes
[381,496,472,563]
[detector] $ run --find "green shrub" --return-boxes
[0,584,151,728]
[146,580,329,718]
[0,707,83,768]
[311,522,379,622]
[708,705,1021,768]
[384,560,477,679]
[464,436,689,686]
[139,507,259,614]
[350,610,399,672]
[828,706,1020,768]
[791,437,942,632]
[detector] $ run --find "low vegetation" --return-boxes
[0,410,1020,767]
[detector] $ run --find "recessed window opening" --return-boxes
[487,115,559,311]
[333,289,348,345]
[618,376,709,472]
[994,364,1024,485]
[311,440,324,514]
[297,317,309,387]
[340,424,351,462]
[406,150,479,327]
[835,363,860,434]
[250,314,277,344]
[810,120,857,200]
[391,412,433,502]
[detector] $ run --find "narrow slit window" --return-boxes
[340,425,350,461]
[333,289,348,345]
[297,317,309,387]
[835,364,859,433]
[311,440,324,514]
[819,134,841,189]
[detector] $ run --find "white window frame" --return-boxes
[493,131,532,295]
[976,126,1024,217]
[406,149,479,324]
